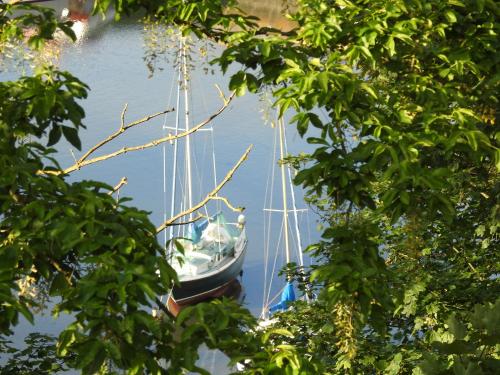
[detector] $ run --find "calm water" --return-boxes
[2,0,319,372]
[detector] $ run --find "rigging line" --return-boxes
[185,46,211,220]
[265,157,283,313]
[263,284,287,312]
[182,151,189,238]
[306,209,313,266]
[189,48,217,193]
[186,57,203,217]
[263,215,284,318]
[162,46,178,249]
[195,61,219,212]
[283,123,305,268]
[262,119,279,315]
[168,37,183,243]
[185,57,205,217]
[210,127,218,212]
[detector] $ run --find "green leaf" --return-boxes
[76,339,103,371]
[62,126,82,150]
[400,190,410,205]
[385,37,395,56]
[57,329,76,357]
[360,83,378,99]
[398,110,413,124]
[229,71,245,96]
[432,340,475,354]
[47,126,62,147]
[17,302,34,325]
[259,41,271,58]
[447,314,467,340]
[49,273,70,296]
[263,328,294,343]
[444,10,457,23]
[317,71,329,92]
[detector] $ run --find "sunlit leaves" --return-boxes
[0,67,88,149]
[207,0,500,372]
[0,2,76,50]
[1,0,500,373]
[229,70,259,96]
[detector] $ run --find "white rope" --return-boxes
[263,120,289,317]
[260,284,287,319]
[283,124,305,268]
[210,128,218,211]
[261,118,279,316]
[267,217,283,311]
[190,47,218,212]
[306,209,313,266]
[183,40,217,219]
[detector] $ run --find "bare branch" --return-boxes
[167,213,206,226]
[108,177,128,196]
[38,91,235,176]
[211,196,244,212]
[120,103,128,129]
[77,105,174,165]
[156,144,252,234]
[214,84,229,105]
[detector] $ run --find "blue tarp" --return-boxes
[269,281,296,313]
[188,222,202,243]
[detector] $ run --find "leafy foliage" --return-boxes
[191,0,499,372]
[0,3,257,374]
[1,0,499,374]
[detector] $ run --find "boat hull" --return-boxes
[167,279,243,317]
[171,239,247,304]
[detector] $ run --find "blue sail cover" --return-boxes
[269,282,296,313]
[186,215,212,243]
[188,222,202,243]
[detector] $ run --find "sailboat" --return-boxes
[260,114,309,319]
[163,37,248,312]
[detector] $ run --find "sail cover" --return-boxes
[187,213,236,244]
[269,281,296,313]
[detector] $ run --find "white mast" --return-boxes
[181,38,193,220]
[168,38,183,241]
[278,117,291,265]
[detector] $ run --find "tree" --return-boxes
[1,0,499,374]
[208,0,499,372]
[0,2,258,374]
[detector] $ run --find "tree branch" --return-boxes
[79,105,174,165]
[38,91,235,176]
[211,196,244,212]
[156,144,252,233]
[167,213,206,226]
[108,177,128,196]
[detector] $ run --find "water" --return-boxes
[2,1,320,372]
